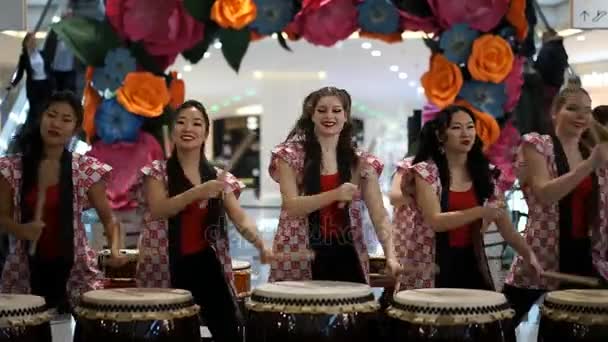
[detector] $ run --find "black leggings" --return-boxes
[30,256,71,313]
[311,243,366,283]
[172,248,242,342]
[502,284,546,327]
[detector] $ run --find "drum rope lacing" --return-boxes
[543,301,608,315]
[78,301,195,313]
[0,305,48,318]
[389,301,512,316]
[249,293,375,306]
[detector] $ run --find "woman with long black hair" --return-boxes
[0,91,123,312]
[137,100,272,342]
[398,105,542,290]
[268,86,400,284]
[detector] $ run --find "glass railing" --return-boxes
[0,0,69,154]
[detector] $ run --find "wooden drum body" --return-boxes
[232,259,251,297]
[0,294,52,342]
[246,281,379,342]
[387,288,516,342]
[539,289,608,342]
[73,288,201,342]
[98,249,138,289]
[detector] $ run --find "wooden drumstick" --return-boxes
[162,125,171,159]
[542,271,601,287]
[29,186,46,256]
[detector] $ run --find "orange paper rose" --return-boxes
[83,66,101,142]
[117,72,170,118]
[456,99,501,148]
[211,0,257,30]
[468,34,514,83]
[421,54,463,109]
[506,0,528,41]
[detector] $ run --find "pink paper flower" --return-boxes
[399,10,440,34]
[106,0,204,70]
[485,121,520,192]
[422,102,441,124]
[504,56,525,112]
[295,0,359,47]
[88,132,164,210]
[427,0,510,32]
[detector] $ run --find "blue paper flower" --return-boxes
[249,0,295,35]
[439,23,479,64]
[458,81,506,119]
[357,0,400,35]
[95,99,144,144]
[92,48,136,93]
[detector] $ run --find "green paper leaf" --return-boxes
[182,23,220,64]
[277,32,292,52]
[51,17,121,67]
[184,0,215,22]
[219,28,251,73]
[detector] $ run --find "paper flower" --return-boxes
[456,99,501,148]
[421,54,463,108]
[358,0,400,35]
[422,102,441,124]
[485,120,520,192]
[249,0,294,35]
[506,0,528,41]
[458,80,506,119]
[106,0,204,69]
[294,0,358,47]
[83,67,102,141]
[211,0,258,30]
[168,71,185,110]
[92,48,136,93]
[439,23,480,64]
[468,34,514,83]
[427,0,510,32]
[95,99,144,144]
[88,132,164,210]
[398,10,440,34]
[503,56,525,112]
[116,72,170,118]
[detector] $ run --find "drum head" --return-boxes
[76,289,199,321]
[545,289,608,308]
[389,288,513,325]
[542,290,608,324]
[247,281,378,314]
[81,288,192,306]
[0,294,51,327]
[232,260,251,271]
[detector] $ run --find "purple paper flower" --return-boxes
[427,0,510,32]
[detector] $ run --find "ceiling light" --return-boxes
[390,65,399,72]
[398,72,408,79]
[203,52,211,59]
[214,41,222,49]
[361,42,372,49]
[253,70,264,79]
[371,50,381,57]
[210,105,220,112]
[271,33,278,39]
[236,105,264,115]
[417,86,425,94]
[51,16,61,23]
[245,89,257,96]
[408,81,416,87]
[281,32,288,39]
[318,71,327,80]
[183,65,192,72]
[401,31,426,39]
[577,35,586,41]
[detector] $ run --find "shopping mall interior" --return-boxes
[0,0,607,341]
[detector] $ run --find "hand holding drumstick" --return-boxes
[28,160,57,256]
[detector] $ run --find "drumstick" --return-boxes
[337,137,379,209]
[29,186,46,256]
[162,125,171,159]
[542,271,601,287]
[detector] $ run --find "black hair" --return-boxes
[413,105,496,203]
